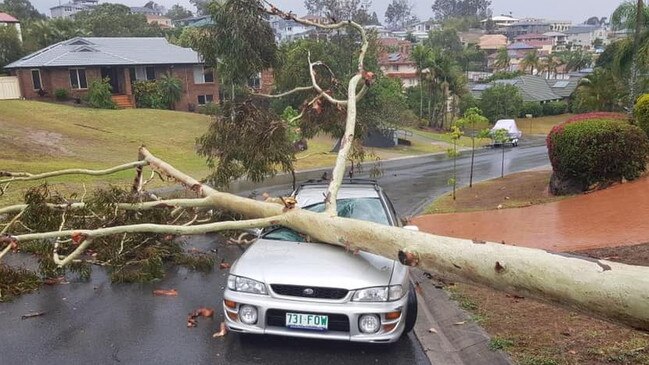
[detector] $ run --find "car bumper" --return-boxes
[223,289,409,343]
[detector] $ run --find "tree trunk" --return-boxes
[136,151,649,331]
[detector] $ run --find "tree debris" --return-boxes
[212,322,228,337]
[153,289,178,296]
[21,311,46,319]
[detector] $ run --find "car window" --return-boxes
[263,198,390,242]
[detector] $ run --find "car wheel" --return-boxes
[403,286,418,335]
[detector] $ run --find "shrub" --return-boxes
[634,93,649,138]
[157,73,183,110]
[479,84,523,123]
[520,102,543,117]
[547,118,649,193]
[87,78,116,109]
[542,101,568,116]
[133,80,165,109]
[54,88,69,101]
[197,102,220,115]
[133,75,183,110]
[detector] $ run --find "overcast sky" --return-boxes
[33,0,622,23]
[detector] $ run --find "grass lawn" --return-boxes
[0,100,214,204]
[423,169,649,365]
[0,100,455,204]
[425,170,566,214]
[516,114,573,135]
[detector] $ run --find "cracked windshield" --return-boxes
[1,0,647,364]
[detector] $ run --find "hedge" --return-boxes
[634,94,649,138]
[542,101,568,116]
[547,118,649,190]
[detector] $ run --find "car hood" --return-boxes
[231,238,395,290]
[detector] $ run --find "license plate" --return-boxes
[285,313,328,331]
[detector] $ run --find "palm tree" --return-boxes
[411,44,434,119]
[611,0,648,106]
[575,69,624,112]
[611,0,649,31]
[561,49,593,72]
[158,73,183,110]
[520,49,540,75]
[542,53,562,78]
[493,47,510,71]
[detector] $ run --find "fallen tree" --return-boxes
[1,0,648,332]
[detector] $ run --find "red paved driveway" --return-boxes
[412,176,649,252]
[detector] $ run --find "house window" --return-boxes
[145,66,155,81]
[392,65,399,72]
[197,94,214,105]
[31,69,42,90]
[69,68,87,89]
[193,65,214,84]
[129,67,156,82]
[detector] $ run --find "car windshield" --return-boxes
[263,198,390,242]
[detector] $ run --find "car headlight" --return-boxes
[352,285,403,302]
[227,275,268,295]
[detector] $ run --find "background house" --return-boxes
[145,15,173,29]
[50,0,98,19]
[0,12,21,42]
[565,25,609,50]
[5,37,219,111]
[478,34,508,54]
[470,74,584,103]
[378,38,418,88]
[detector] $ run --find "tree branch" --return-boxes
[0,198,213,216]
[308,52,347,106]
[7,216,286,267]
[324,73,364,215]
[0,210,24,261]
[254,85,315,98]
[0,161,148,184]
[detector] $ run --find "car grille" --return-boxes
[271,284,348,300]
[266,309,350,332]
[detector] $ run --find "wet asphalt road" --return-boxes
[0,139,548,365]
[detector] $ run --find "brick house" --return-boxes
[378,38,419,88]
[4,37,220,111]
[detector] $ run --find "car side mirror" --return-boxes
[244,228,262,237]
[403,225,419,232]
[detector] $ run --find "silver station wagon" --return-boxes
[223,180,418,343]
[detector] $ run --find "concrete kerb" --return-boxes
[410,270,513,365]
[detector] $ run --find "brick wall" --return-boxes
[171,64,220,112]
[14,67,101,100]
[13,64,220,113]
[259,69,274,94]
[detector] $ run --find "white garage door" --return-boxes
[0,76,21,100]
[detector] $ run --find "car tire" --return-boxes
[402,286,418,335]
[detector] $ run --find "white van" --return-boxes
[490,119,523,147]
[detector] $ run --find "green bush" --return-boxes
[157,73,183,110]
[479,84,523,123]
[547,118,649,190]
[542,101,568,116]
[197,102,220,115]
[634,93,649,138]
[87,78,116,109]
[54,88,69,101]
[133,75,183,110]
[520,102,543,117]
[133,80,164,109]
